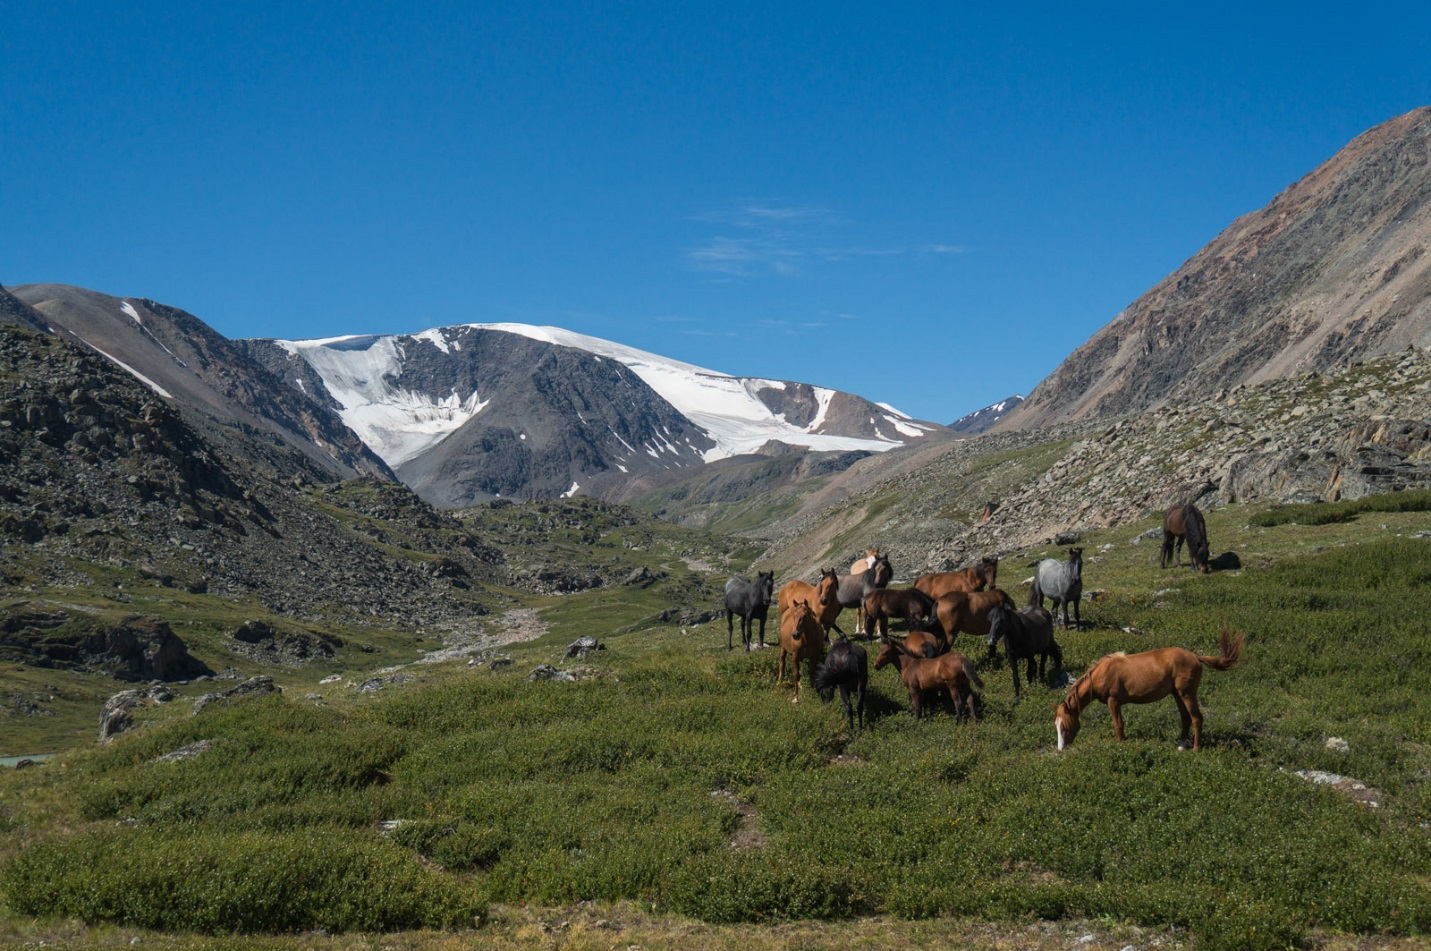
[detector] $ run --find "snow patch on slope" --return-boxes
[458,323,912,461]
[274,336,487,465]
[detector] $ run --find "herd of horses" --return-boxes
[721,502,1242,750]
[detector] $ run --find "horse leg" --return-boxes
[855,681,865,734]
[1072,595,1081,629]
[756,613,766,649]
[1108,699,1126,741]
[727,610,735,651]
[1175,536,1185,567]
[1172,691,1194,749]
[777,650,787,686]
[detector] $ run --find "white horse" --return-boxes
[1031,547,1083,628]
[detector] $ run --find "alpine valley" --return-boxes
[2,108,1431,950]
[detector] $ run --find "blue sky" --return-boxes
[6,3,1431,423]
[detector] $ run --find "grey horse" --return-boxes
[1031,547,1083,628]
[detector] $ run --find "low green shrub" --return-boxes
[1,828,482,934]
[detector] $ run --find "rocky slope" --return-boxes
[1001,106,1431,431]
[10,284,393,481]
[0,325,504,637]
[756,346,1431,579]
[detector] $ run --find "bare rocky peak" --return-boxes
[9,284,392,481]
[1001,105,1431,431]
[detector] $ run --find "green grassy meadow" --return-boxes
[2,498,1431,948]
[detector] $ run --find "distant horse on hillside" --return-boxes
[814,633,868,733]
[1162,503,1210,573]
[986,602,1061,700]
[1031,548,1083,628]
[723,571,775,652]
[1054,626,1244,751]
[915,556,998,600]
[837,553,893,634]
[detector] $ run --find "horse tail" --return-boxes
[960,654,984,690]
[1197,625,1245,671]
[1028,578,1043,608]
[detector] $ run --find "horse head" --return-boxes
[816,568,840,606]
[981,555,999,587]
[864,549,887,586]
[757,570,775,600]
[986,601,1011,652]
[872,639,903,670]
[1054,700,1081,750]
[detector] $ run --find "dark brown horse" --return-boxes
[862,586,936,638]
[778,569,845,638]
[1162,503,1210,573]
[874,640,982,723]
[914,556,999,600]
[926,588,1016,643]
[1054,626,1244,751]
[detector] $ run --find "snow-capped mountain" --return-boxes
[247,323,945,506]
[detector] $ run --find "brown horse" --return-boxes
[862,586,936,638]
[927,588,1016,643]
[900,628,946,659]
[1054,626,1245,751]
[778,569,845,638]
[1162,503,1210,573]
[914,556,999,600]
[874,640,982,722]
[777,598,825,703]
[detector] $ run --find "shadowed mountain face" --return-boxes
[9,284,393,481]
[1001,105,1431,431]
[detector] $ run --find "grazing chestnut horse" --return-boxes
[926,588,1017,643]
[862,586,936,638]
[874,640,982,723]
[1162,503,1210,573]
[778,569,845,638]
[1054,626,1245,751]
[914,556,999,600]
[777,599,825,703]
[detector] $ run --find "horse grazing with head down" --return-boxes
[1054,625,1244,751]
[837,552,893,633]
[1031,547,1083,628]
[723,571,775,652]
[986,601,1061,700]
[778,569,845,639]
[874,640,982,723]
[777,598,826,703]
[813,633,868,733]
[1162,503,1210,573]
[914,556,998,601]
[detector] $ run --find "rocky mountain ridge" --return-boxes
[1001,105,1431,431]
[247,323,946,506]
[756,346,1431,579]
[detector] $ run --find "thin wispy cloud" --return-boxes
[685,201,964,278]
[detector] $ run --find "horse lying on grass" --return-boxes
[874,640,982,723]
[1054,625,1245,751]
